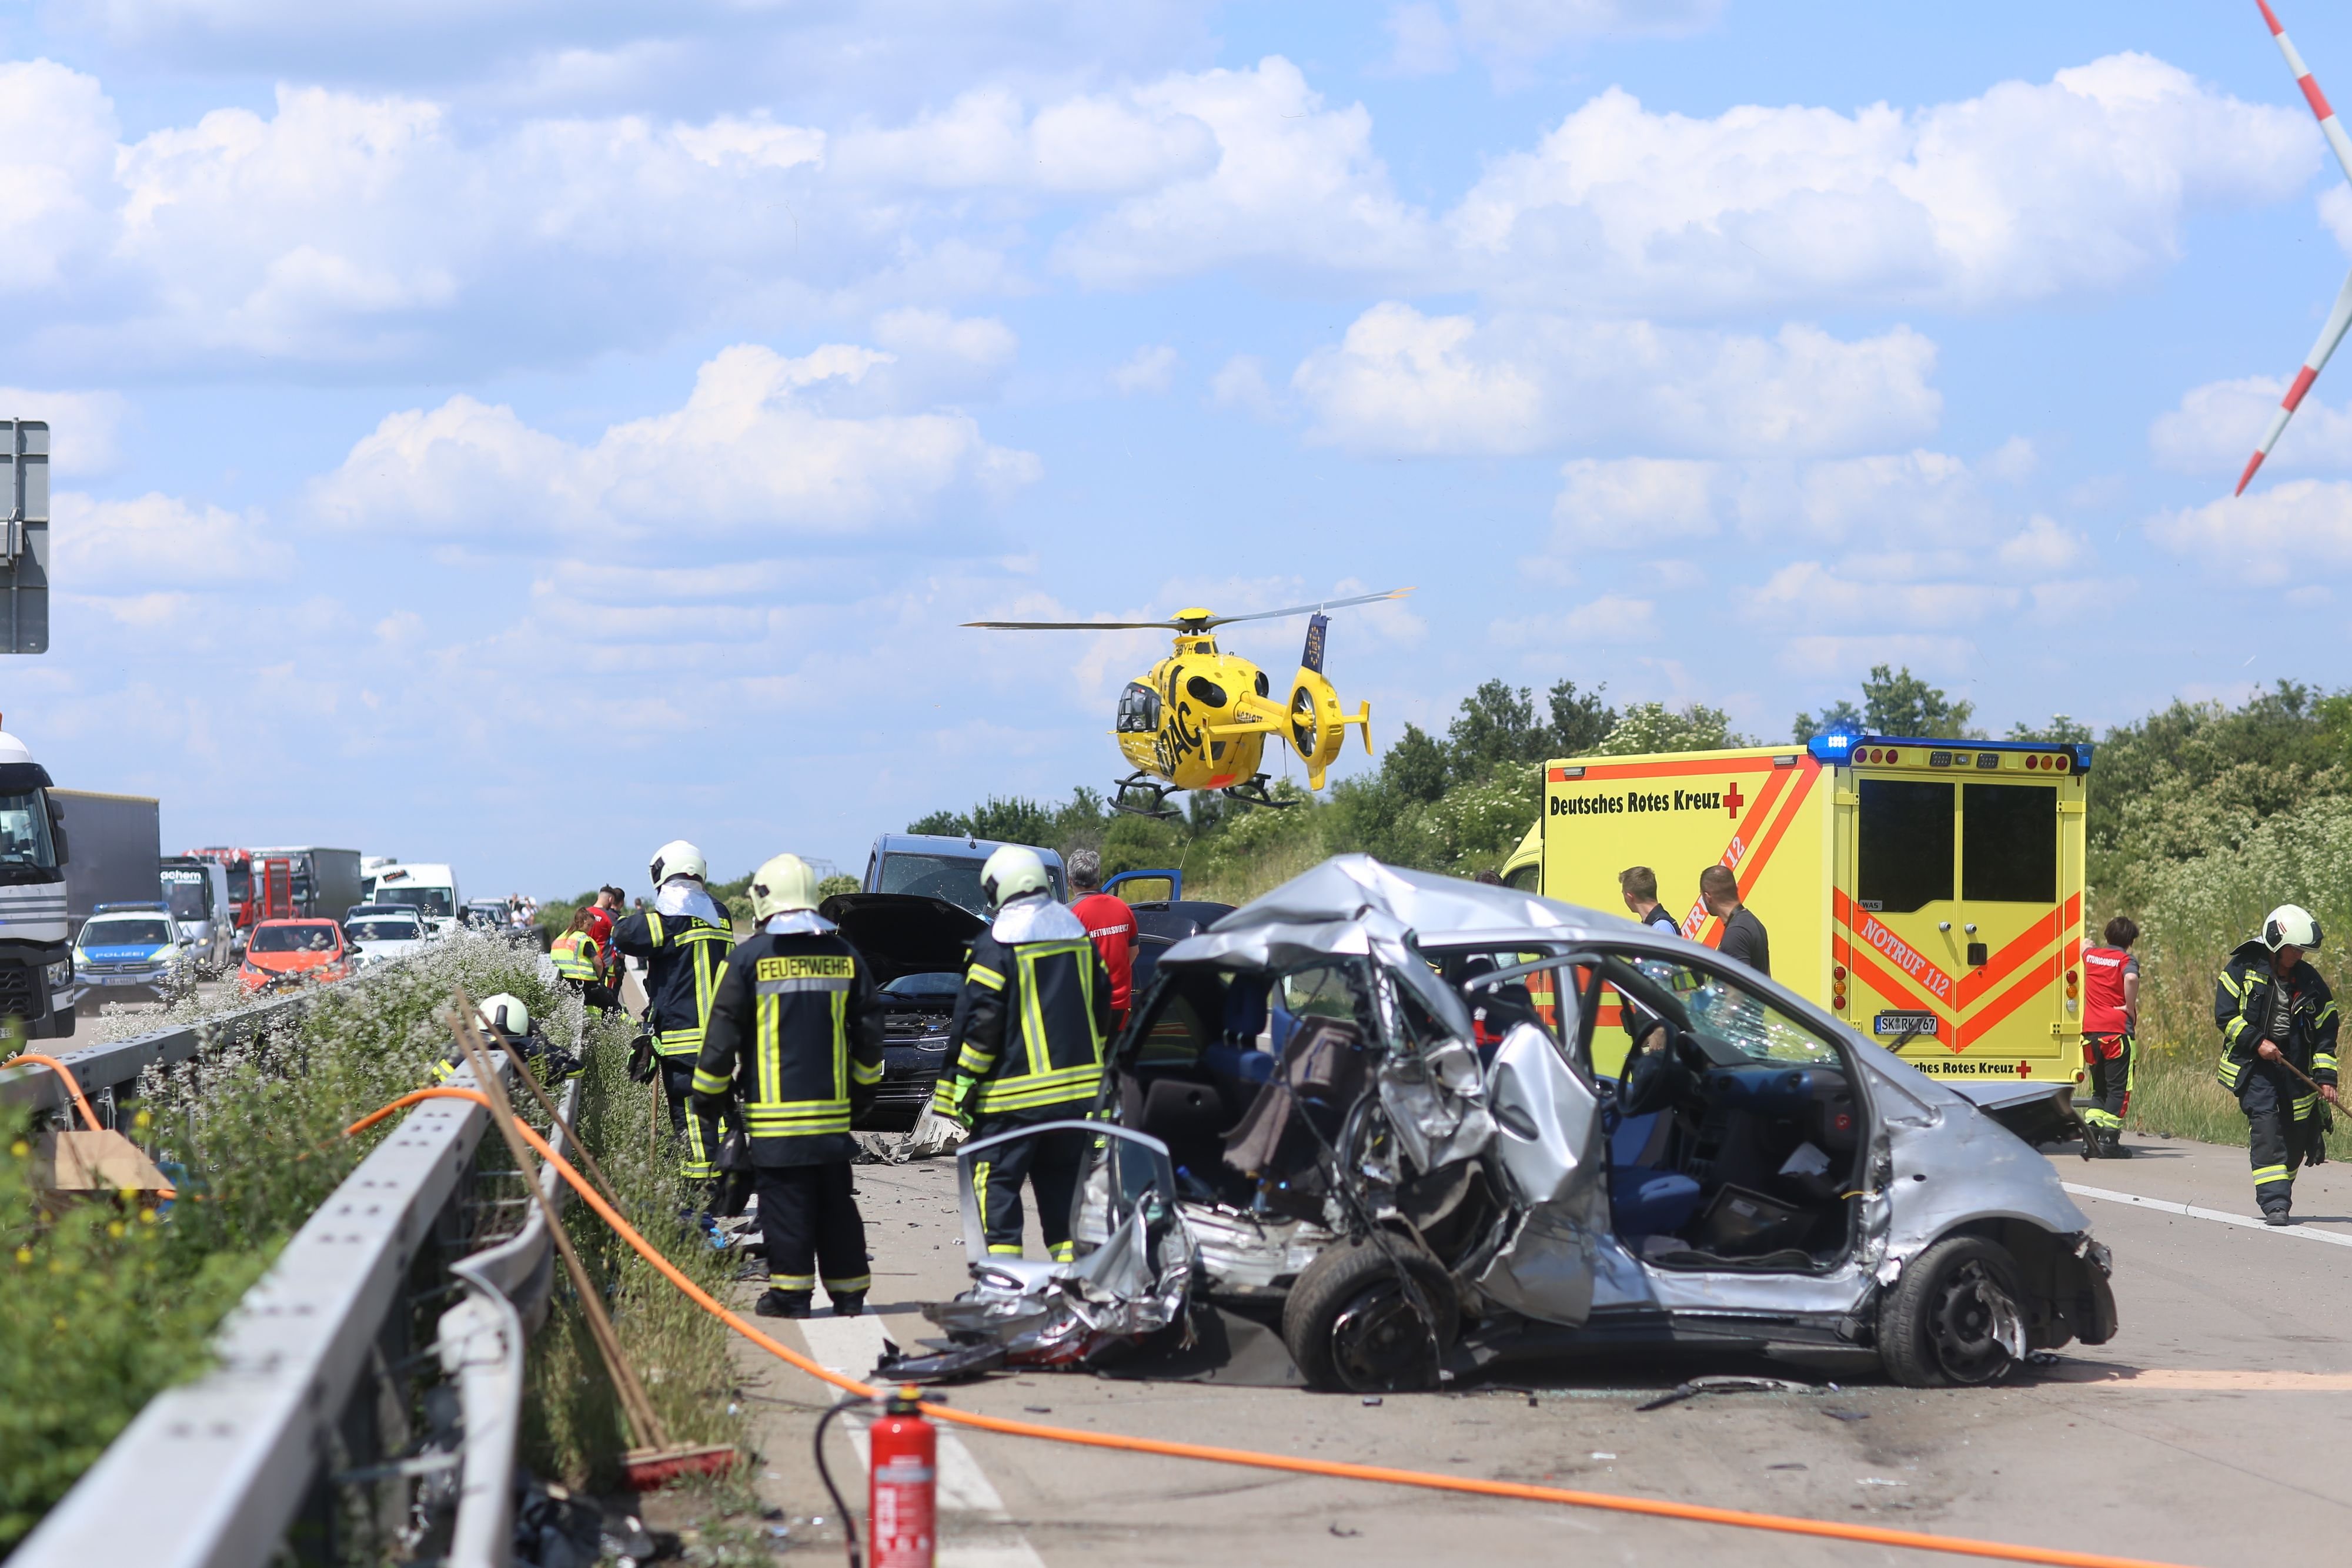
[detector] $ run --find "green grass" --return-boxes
[0,939,563,1552]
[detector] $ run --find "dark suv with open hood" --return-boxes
[821,891,985,1130]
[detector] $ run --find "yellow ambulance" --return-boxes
[1499,730,2091,1084]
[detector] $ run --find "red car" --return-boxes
[239,918,353,993]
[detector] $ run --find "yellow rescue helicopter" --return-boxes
[966,589,1411,816]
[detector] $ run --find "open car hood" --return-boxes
[818,892,985,987]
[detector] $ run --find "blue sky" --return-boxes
[6,0,2352,893]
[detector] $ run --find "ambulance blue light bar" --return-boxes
[1806,730,2095,773]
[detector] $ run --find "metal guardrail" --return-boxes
[0,991,314,1119]
[440,1074,580,1568]
[13,998,589,1568]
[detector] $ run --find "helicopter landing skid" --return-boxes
[1111,773,1184,820]
[1220,774,1294,811]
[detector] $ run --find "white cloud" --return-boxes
[0,389,130,477]
[1052,58,1433,287]
[1210,355,1282,420]
[1379,4,1458,78]
[1750,561,2019,629]
[1550,458,1720,547]
[1449,54,2315,313]
[1457,0,1726,52]
[1980,434,2039,483]
[2147,481,2352,584]
[1776,633,1977,681]
[1996,514,2086,574]
[1491,593,1658,647]
[1292,302,1939,459]
[309,341,1040,541]
[1112,345,1179,394]
[2146,374,2352,478]
[51,490,293,589]
[832,86,1216,193]
[0,61,118,295]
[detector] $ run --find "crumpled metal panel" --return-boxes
[1160,854,1622,974]
[933,1122,1195,1366]
[1857,1050,2092,1276]
[1180,1205,1337,1293]
[1377,1037,1495,1175]
[1472,1024,1609,1325]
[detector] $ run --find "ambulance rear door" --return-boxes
[1829,740,2086,1083]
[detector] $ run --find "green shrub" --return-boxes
[0,938,560,1550]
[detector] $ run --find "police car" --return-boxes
[74,902,200,1009]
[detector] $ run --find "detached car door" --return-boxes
[1452,952,1610,1328]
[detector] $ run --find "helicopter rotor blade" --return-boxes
[1191,587,1415,630]
[962,618,1182,631]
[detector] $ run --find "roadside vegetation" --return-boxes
[523,1007,749,1492]
[0,939,557,1551]
[901,672,2352,1153]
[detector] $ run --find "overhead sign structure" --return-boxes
[0,419,47,654]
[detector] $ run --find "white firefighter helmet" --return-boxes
[979,844,1051,911]
[650,840,706,885]
[750,853,818,921]
[477,992,530,1038]
[2263,904,2323,952]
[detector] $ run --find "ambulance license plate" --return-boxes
[1875,1011,1939,1038]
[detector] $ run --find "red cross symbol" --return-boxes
[1723,782,1745,818]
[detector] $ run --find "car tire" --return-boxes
[1876,1234,2029,1388]
[1282,1234,1458,1393]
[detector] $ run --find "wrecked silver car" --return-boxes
[911,856,2116,1393]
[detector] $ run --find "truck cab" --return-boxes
[158,855,235,972]
[861,833,1067,918]
[0,731,81,1036]
[363,862,462,936]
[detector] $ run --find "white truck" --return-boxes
[362,861,462,936]
[0,729,83,1035]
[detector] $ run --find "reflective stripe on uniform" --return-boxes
[2253,1163,2291,1186]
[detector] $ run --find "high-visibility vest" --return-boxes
[551,930,601,982]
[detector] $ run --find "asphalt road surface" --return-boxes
[722,1133,2352,1568]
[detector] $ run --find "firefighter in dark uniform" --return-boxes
[693,853,882,1318]
[932,845,1112,1262]
[2215,904,2341,1225]
[611,840,735,1191]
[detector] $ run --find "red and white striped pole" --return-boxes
[2239,2,2352,494]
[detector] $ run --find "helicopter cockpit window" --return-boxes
[1185,675,1228,708]
[1117,681,1162,734]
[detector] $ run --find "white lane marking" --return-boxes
[2063,1181,2352,1249]
[798,1315,1047,1568]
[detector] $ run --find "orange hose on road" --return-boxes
[351,1087,2197,1568]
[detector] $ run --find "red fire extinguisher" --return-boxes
[868,1386,937,1568]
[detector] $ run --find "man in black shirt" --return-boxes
[1618,865,1682,935]
[1700,865,1769,976]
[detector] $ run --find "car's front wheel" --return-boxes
[1282,1235,1458,1393]
[1876,1234,2029,1388]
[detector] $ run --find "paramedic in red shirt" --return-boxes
[1064,849,1137,1031]
[2082,915,2140,1158]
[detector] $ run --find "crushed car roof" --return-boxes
[1160,853,1636,971]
